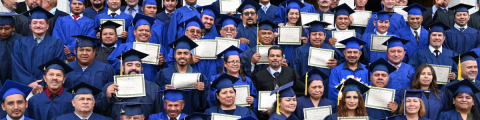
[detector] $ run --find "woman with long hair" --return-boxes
[277,0,309,64]
[268,82,298,120]
[438,80,480,120]
[395,90,430,120]
[324,78,372,120]
[294,68,337,119]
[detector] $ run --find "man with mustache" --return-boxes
[395,4,429,62]
[366,58,399,119]
[148,89,188,120]
[0,0,17,13]
[53,82,112,120]
[381,37,415,95]
[52,0,96,62]
[316,0,331,14]
[236,0,261,48]
[155,0,177,29]
[11,7,64,95]
[443,4,480,54]
[165,17,205,68]
[120,0,142,18]
[94,0,133,45]
[274,0,315,25]
[196,5,220,39]
[330,0,339,9]
[257,0,278,23]
[166,0,200,47]
[362,11,397,63]
[94,21,121,64]
[27,57,75,120]
[83,0,106,19]
[0,13,23,84]
[155,36,210,115]
[364,0,407,34]
[0,80,33,120]
[130,0,167,49]
[13,0,42,36]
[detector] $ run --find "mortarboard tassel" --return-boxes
[276,86,282,115]
[458,54,462,80]
[337,83,345,105]
[305,72,308,96]
[120,54,123,75]
[257,22,259,45]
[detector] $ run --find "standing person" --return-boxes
[395,90,431,120]
[0,0,17,13]
[382,37,415,95]
[166,0,201,45]
[93,0,133,44]
[155,0,177,29]
[0,13,23,84]
[241,20,278,77]
[324,78,373,120]
[196,5,220,39]
[126,0,167,47]
[351,0,369,35]
[422,0,452,26]
[236,0,262,48]
[325,3,363,46]
[93,21,121,64]
[83,0,106,19]
[364,0,407,34]
[439,80,480,120]
[277,0,309,64]
[362,11,397,63]
[148,89,189,120]
[0,80,34,120]
[257,0,278,23]
[366,58,400,119]
[443,4,480,54]
[13,0,42,36]
[269,82,299,120]
[274,0,315,25]
[119,0,142,17]
[395,3,429,61]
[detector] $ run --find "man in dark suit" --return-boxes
[13,0,44,36]
[13,1,28,14]
[155,0,177,29]
[41,0,69,36]
[422,0,453,26]
[119,0,142,18]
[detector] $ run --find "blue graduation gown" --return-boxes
[154,65,210,115]
[443,26,480,54]
[294,96,338,120]
[273,1,315,25]
[441,79,480,112]
[386,62,415,95]
[26,89,75,120]
[438,109,473,120]
[395,88,447,120]
[208,74,258,114]
[205,106,256,120]
[215,43,250,75]
[65,60,115,90]
[126,19,167,48]
[292,42,345,77]
[166,6,201,46]
[52,112,112,120]
[324,113,373,120]
[394,115,431,120]
[94,11,133,45]
[155,11,171,30]
[11,35,65,86]
[202,26,220,39]
[471,48,480,80]
[148,112,188,120]
[241,46,270,78]
[269,112,298,120]
[408,48,458,76]
[362,32,397,63]
[237,23,258,48]
[364,12,407,34]
[107,42,167,81]
[0,33,22,83]
[164,47,219,77]
[52,15,96,57]
[328,63,370,103]
[366,107,391,120]
[325,29,363,44]
[83,7,107,19]
[395,27,429,61]
[0,116,34,120]
[258,5,278,23]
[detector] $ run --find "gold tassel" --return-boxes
[458,54,462,80]
[337,84,345,105]
[257,22,259,45]
[276,86,282,115]
[305,72,308,96]
[120,54,123,75]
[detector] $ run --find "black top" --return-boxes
[224,110,235,115]
[253,66,305,97]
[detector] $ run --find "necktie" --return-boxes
[108,47,115,53]
[434,50,440,58]
[35,38,41,44]
[167,13,172,19]
[111,13,116,18]
[189,6,195,11]
[263,6,267,13]
[73,15,79,21]
[51,93,57,98]
[170,118,177,120]
[443,9,447,12]
[460,28,465,33]
[128,7,134,15]
[273,72,280,88]
[414,31,419,45]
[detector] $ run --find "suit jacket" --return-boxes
[14,2,28,14]
[422,7,434,26]
[120,5,143,16]
[252,66,305,96]
[155,11,171,29]
[47,9,69,36]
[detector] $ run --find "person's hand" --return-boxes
[64,45,72,55]
[226,12,234,16]
[261,108,271,114]
[165,84,175,89]
[106,84,119,100]
[190,55,200,64]
[274,33,279,39]
[195,82,205,91]
[278,23,285,26]
[29,80,44,94]
[387,101,398,114]
[251,53,261,64]
[349,16,354,24]
[96,32,101,39]
[281,58,288,67]
[367,17,370,22]
[239,38,250,44]
[246,96,254,105]
[121,31,128,40]
[66,56,75,62]
[301,37,308,44]
[448,72,456,80]
[328,37,337,46]
[327,58,337,69]
[158,53,165,66]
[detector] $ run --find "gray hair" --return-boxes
[73,94,94,102]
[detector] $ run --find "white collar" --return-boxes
[125,5,139,11]
[102,43,117,48]
[454,23,468,31]
[167,114,182,120]
[165,10,173,14]
[429,45,442,54]
[6,115,25,120]
[376,31,388,35]
[336,28,348,31]
[260,2,271,8]
[74,112,92,119]
[70,13,84,20]
[268,66,282,78]
[49,7,57,15]
[410,26,421,35]
[33,34,46,40]
[107,9,121,16]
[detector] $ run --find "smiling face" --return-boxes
[267,49,284,69]
[201,15,215,30]
[163,0,177,11]
[26,0,42,9]
[134,25,151,42]
[287,9,300,25]
[375,20,390,34]
[125,0,138,6]
[220,25,237,39]
[371,70,390,88]
[308,81,324,99]
[185,26,201,40]
[217,87,236,106]
[2,94,27,120]
[455,12,470,27]
[174,49,191,66]
[336,15,350,30]
[72,94,95,113]
[318,0,331,8]
[344,91,359,110]
[387,46,406,65]
[240,8,258,26]
[405,97,421,114]
[461,60,478,80]
[43,69,66,91]
[344,48,362,65]
[418,67,433,87]
[101,28,118,47]
[429,32,445,48]
[309,32,326,47]
[123,61,143,75]
[382,0,395,9]
[224,55,241,74]
[30,19,49,36]
[395,0,407,6]
[258,30,274,45]
[279,96,297,113]
[76,46,96,66]
[107,0,121,11]
[164,100,184,118]
[453,93,475,111]
[408,15,423,30]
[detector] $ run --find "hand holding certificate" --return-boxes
[216,38,240,55]
[301,12,320,26]
[350,10,372,27]
[258,91,276,111]
[100,19,125,37]
[211,113,241,120]
[234,85,250,106]
[114,74,146,98]
[332,30,356,48]
[322,14,335,30]
[194,40,217,59]
[257,45,275,64]
[171,73,201,89]
[365,87,395,111]
[219,0,241,14]
[303,106,332,120]
[370,35,394,52]
[308,47,334,68]
[278,26,302,45]
[133,42,160,64]
[430,64,452,84]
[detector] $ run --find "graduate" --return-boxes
[273,0,315,25]
[292,21,344,77]
[52,82,112,120]
[93,0,133,44]
[64,35,115,91]
[11,7,65,88]
[362,11,398,63]
[382,37,415,95]
[154,0,176,29]
[0,13,23,84]
[27,58,75,120]
[118,103,147,120]
[127,0,167,47]
[443,3,480,54]
[107,15,167,81]
[329,37,370,103]
[148,89,189,120]
[394,90,431,120]
[209,46,258,114]
[325,3,363,46]
[236,0,262,48]
[363,0,407,34]
[126,13,166,46]
[98,49,162,120]
[395,3,429,60]
[366,58,399,119]
[196,5,220,39]
[439,80,480,120]
[93,21,122,64]
[204,74,257,120]
[166,0,201,45]
[154,36,210,115]
[257,0,278,23]
[324,78,373,120]
[315,0,333,19]
[82,0,106,19]
[52,0,96,61]
[183,112,210,120]
[268,82,299,120]
[277,0,309,64]
[294,68,337,120]
[0,80,34,120]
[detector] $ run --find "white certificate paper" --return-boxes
[211,113,241,120]
[100,19,125,37]
[303,106,332,120]
[351,10,372,27]
[234,85,250,106]
[365,87,395,111]
[338,116,370,120]
[215,38,240,55]
[194,40,218,59]
[308,47,334,68]
[114,74,146,98]
[430,64,452,84]
[133,42,160,65]
[257,45,275,64]
[301,12,320,26]
[258,91,276,111]
[278,26,302,45]
[332,30,356,48]
[394,6,408,21]
[171,73,201,89]
[370,35,394,52]
[323,14,335,30]
[219,0,241,14]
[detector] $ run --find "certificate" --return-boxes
[257,45,275,64]
[394,6,408,21]
[171,73,201,89]
[234,85,250,106]
[215,38,240,55]
[194,40,217,59]
[370,35,394,52]
[114,74,146,98]
[219,0,241,14]
[278,26,302,45]
[350,10,372,27]
[338,116,370,120]
[322,14,335,30]
[303,106,332,120]
[301,12,320,27]
[100,19,125,37]
[365,87,395,111]
[308,47,334,68]
[211,113,241,120]
[332,30,356,48]
[258,91,276,111]
[183,0,215,6]
[430,64,452,84]
[133,42,160,65]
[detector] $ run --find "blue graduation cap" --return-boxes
[69,0,85,3]
[160,89,187,102]
[67,82,102,95]
[447,79,480,95]
[196,5,220,18]
[168,35,199,50]
[94,20,122,31]
[216,45,243,58]
[115,49,148,63]
[449,3,474,13]
[452,51,479,64]
[238,115,258,120]
[37,57,74,74]
[381,36,409,49]
[0,80,33,101]
[133,13,156,28]
[0,13,20,26]
[339,37,367,50]
[280,0,305,10]
[332,3,355,18]
[72,35,99,47]
[211,74,239,90]
[179,16,205,30]
[121,103,144,116]
[375,11,394,21]
[402,3,428,15]
[404,90,423,98]
[22,6,54,20]
[304,21,330,33]
[142,0,157,11]
[369,58,396,74]
[299,68,329,96]
[336,78,370,94]
[258,20,279,31]
[270,81,296,115]
[218,15,242,28]
[183,112,211,120]
[425,21,451,33]
[236,0,261,13]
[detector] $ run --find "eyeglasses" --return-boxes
[243,12,256,16]
[221,27,237,32]
[188,29,202,34]
[227,61,241,65]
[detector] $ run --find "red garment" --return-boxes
[73,15,80,21]
[44,87,64,101]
